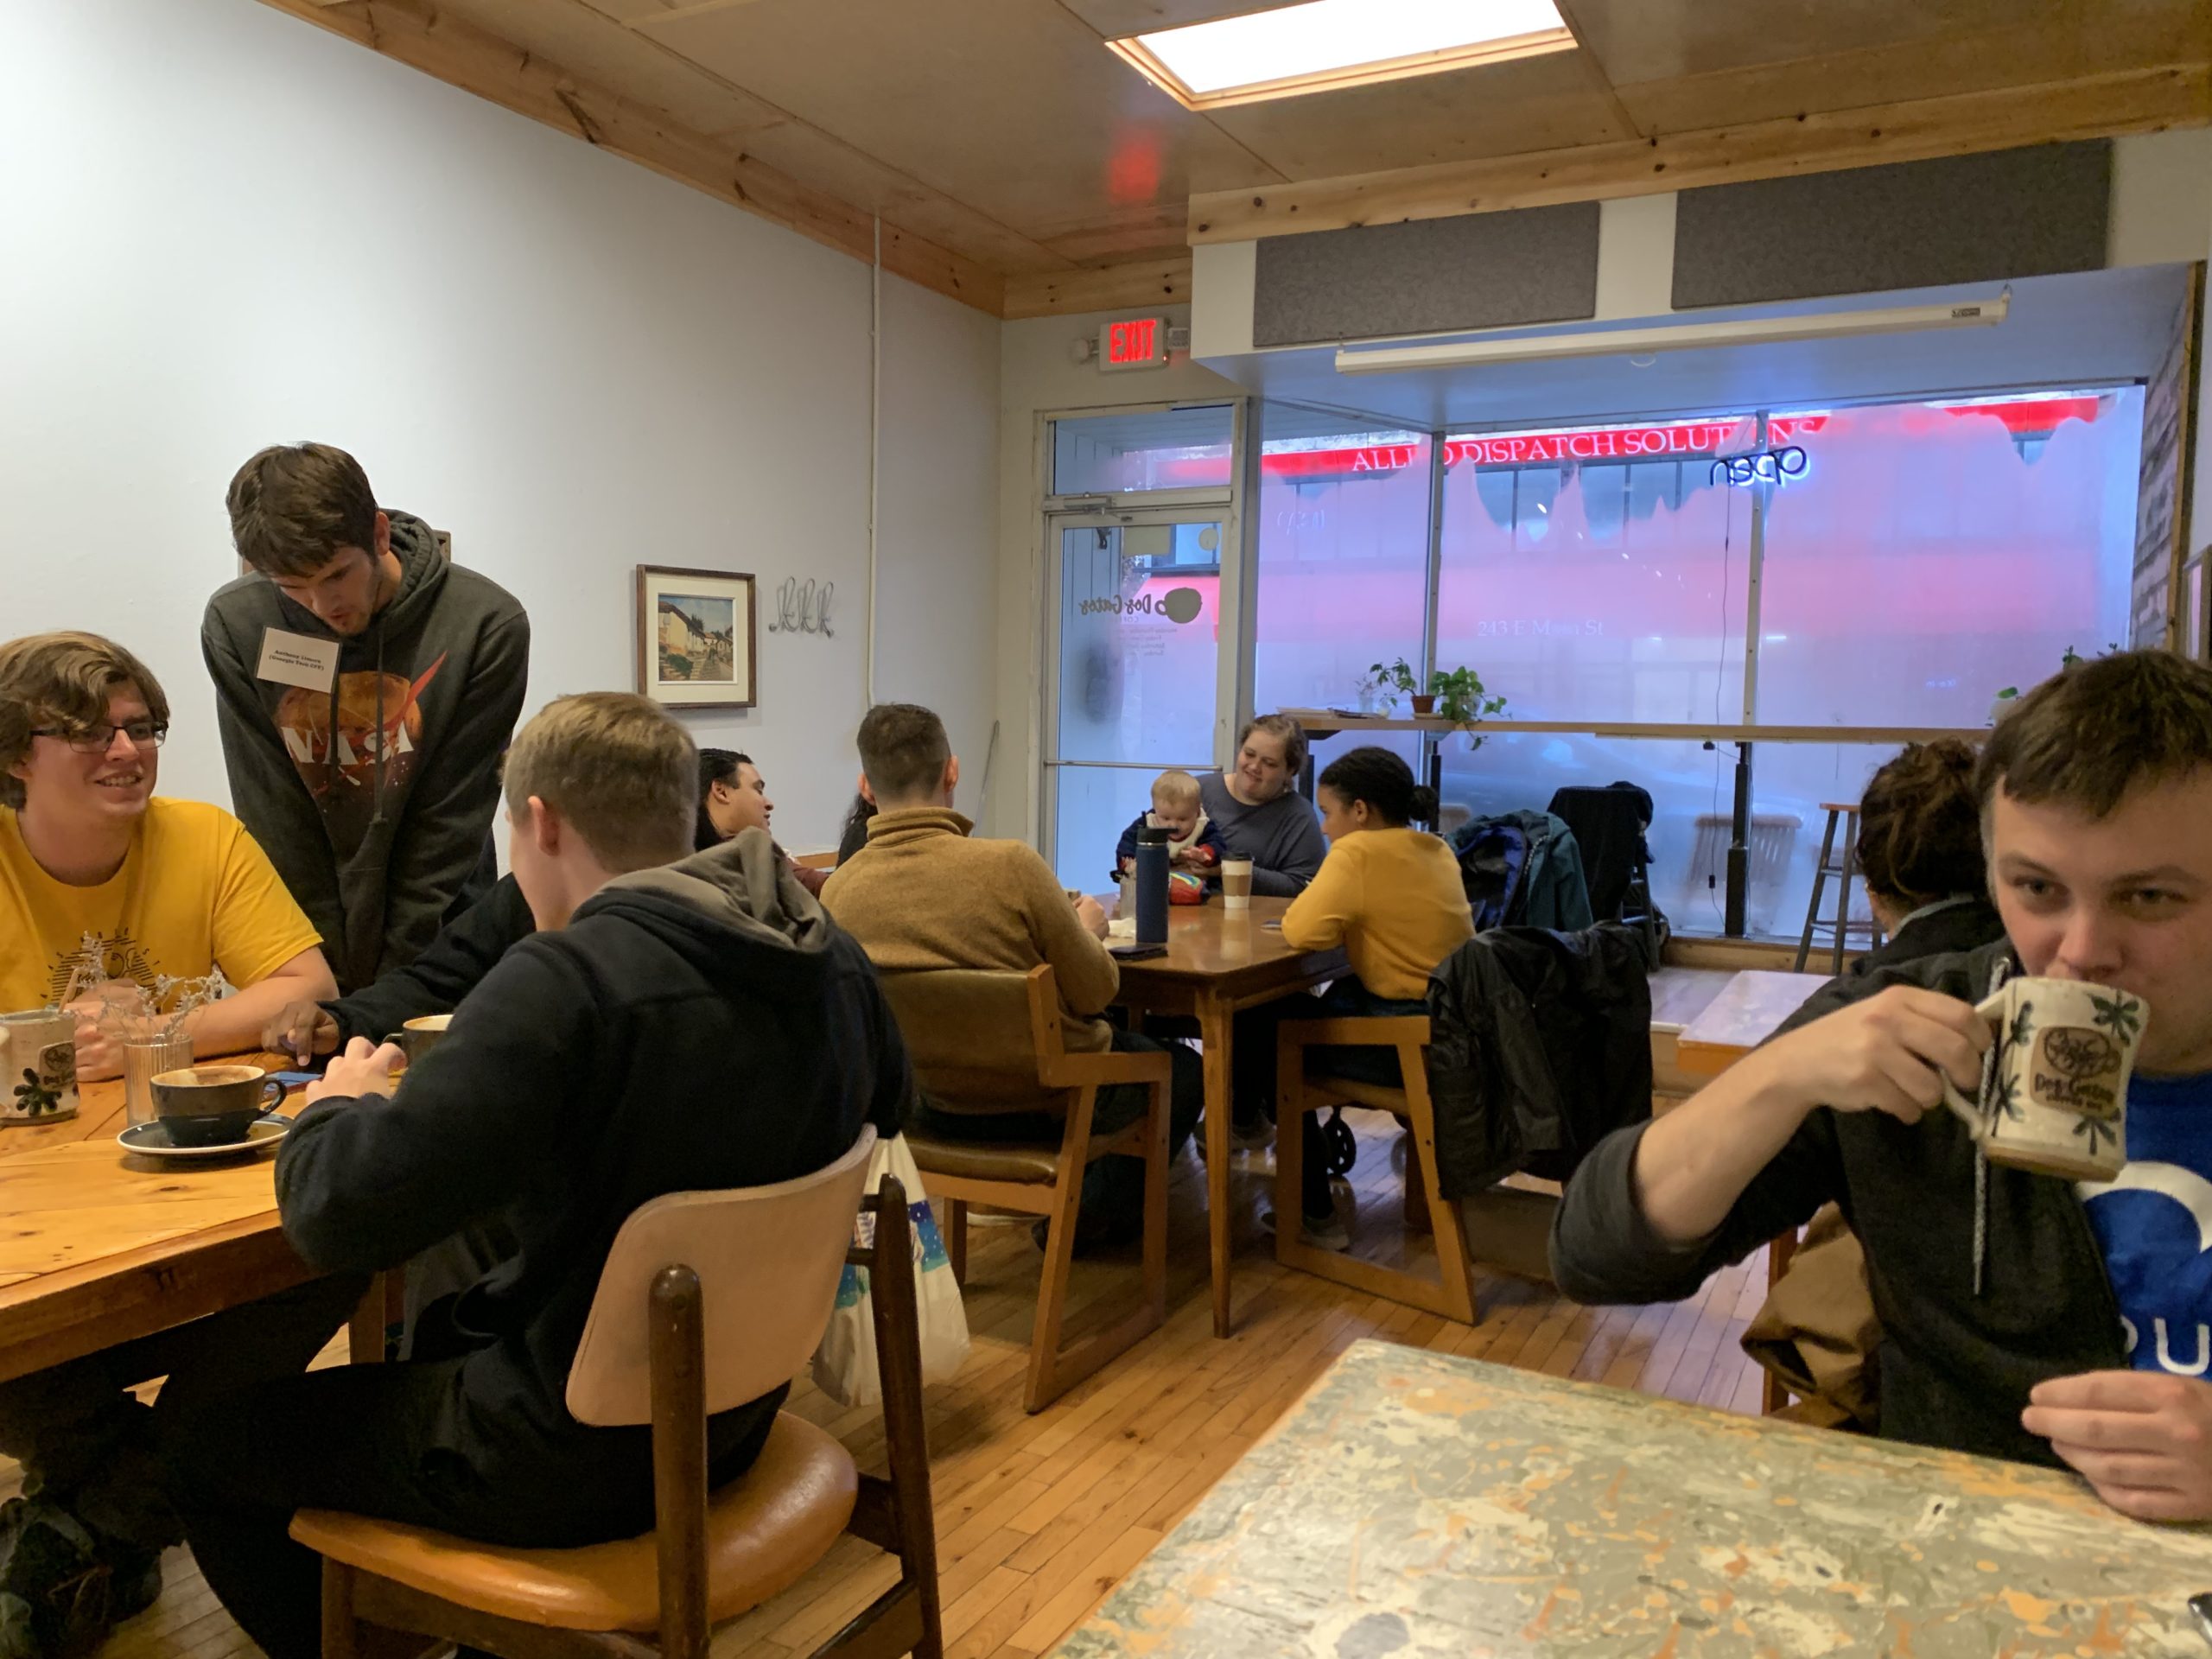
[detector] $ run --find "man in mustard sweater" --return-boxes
[822,703,1202,1244]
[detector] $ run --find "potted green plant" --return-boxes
[1991,643,2117,723]
[1429,665,1509,747]
[1366,657,1424,714]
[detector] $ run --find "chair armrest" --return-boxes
[1277,1015,1431,1050]
[1041,1048,1173,1090]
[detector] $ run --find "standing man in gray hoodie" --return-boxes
[202,444,530,992]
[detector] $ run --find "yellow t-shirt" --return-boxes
[0,798,321,1011]
[1281,827,1474,1001]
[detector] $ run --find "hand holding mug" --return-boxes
[306,1037,404,1105]
[1753,986,1990,1127]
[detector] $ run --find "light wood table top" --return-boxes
[1104,896,1347,1338]
[1107,895,1345,990]
[0,1050,315,1384]
[1053,1338,2212,1657]
[1675,969,1833,1078]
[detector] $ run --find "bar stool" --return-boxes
[1793,802,1880,973]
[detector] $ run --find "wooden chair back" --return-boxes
[566,1128,877,1427]
[879,963,1069,1113]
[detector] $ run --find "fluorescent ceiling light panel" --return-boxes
[1332,295,2012,376]
[1109,0,1573,111]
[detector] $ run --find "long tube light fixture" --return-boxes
[1332,291,2011,377]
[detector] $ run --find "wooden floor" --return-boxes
[38,1109,1769,1659]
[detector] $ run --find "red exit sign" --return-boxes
[1100,315,1166,372]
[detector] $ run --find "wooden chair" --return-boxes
[290,1129,944,1659]
[880,964,1170,1414]
[1276,1019,1569,1319]
[1274,1017,1480,1324]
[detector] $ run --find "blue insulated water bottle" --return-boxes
[1135,825,1170,946]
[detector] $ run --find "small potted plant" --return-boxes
[1429,665,1508,747]
[1991,643,2117,723]
[1366,657,1426,714]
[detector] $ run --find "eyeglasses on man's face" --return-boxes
[32,721,169,753]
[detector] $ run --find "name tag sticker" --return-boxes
[255,628,340,692]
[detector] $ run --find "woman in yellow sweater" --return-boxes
[1262,747,1473,1247]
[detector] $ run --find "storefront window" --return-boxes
[1251,416,1431,776]
[1427,391,2140,938]
[1755,391,2142,731]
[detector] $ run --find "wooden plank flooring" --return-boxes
[25,1109,1769,1659]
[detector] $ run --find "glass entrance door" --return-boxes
[1044,511,1225,889]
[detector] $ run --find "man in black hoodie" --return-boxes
[202,444,530,992]
[167,692,912,1659]
[1554,652,2212,1522]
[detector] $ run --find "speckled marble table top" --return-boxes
[1052,1339,2212,1657]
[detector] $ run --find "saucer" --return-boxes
[118,1116,292,1160]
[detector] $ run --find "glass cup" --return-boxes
[122,1034,195,1128]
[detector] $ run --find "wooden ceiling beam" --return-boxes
[1002,256,1193,320]
[1187,62,2210,244]
[251,0,1008,315]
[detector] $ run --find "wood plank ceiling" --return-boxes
[262,0,2211,317]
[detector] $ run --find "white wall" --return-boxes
[992,307,1243,840]
[1,0,999,854]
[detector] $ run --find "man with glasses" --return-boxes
[0,631,359,1656]
[0,632,335,1075]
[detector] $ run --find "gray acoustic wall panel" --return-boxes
[1252,201,1601,347]
[1672,141,2111,310]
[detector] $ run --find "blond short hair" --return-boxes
[0,632,170,811]
[1151,769,1200,810]
[504,692,696,872]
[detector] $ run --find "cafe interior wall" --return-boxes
[2,0,1001,858]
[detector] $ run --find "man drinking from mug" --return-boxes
[1553,650,2212,1521]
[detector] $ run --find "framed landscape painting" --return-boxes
[635,565,757,709]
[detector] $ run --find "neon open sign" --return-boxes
[1710,446,1809,487]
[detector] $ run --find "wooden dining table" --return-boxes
[1106,897,1346,1339]
[0,1052,381,1387]
[1052,1338,2212,1657]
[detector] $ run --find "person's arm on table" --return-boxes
[264,875,534,1060]
[1279,849,1352,953]
[1021,851,1119,1017]
[1551,986,1988,1301]
[274,943,578,1273]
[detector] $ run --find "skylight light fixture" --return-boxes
[1108,0,1573,111]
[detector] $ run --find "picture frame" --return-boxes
[635,565,757,709]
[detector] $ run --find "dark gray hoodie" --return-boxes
[201,512,529,992]
[275,830,912,1477]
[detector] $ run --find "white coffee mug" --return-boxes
[2,1010,79,1126]
[1942,976,2145,1182]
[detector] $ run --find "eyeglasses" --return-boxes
[31,721,168,753]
